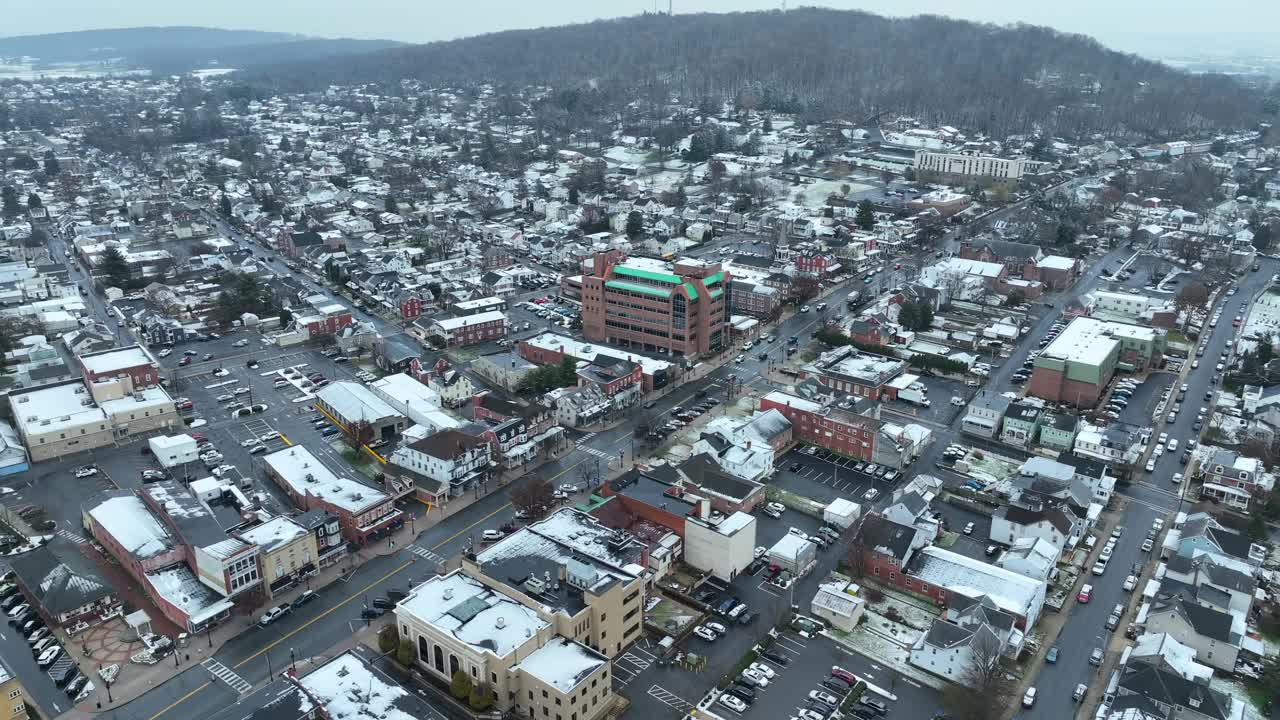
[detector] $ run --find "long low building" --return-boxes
[261,446,402,545]
[10,379,179,462]
[1028,316,1166,407]
[314,381,408,442]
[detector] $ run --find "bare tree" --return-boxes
[942,634,1015,720]
[1174,282,1209,314]
[510,477,554,519]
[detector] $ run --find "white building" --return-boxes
[913,151,1042,180]
[683,511,756,582]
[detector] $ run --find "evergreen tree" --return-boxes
[98,245,131,289]
[854,200,876,231]
[218,193,233,217]
[676,184,688,206]
[625,210,643,238]
[385,194,398,214]
[568,186,580,205]
[0,186,20,219]
[278,136,292,153]
[26,193,42,209]
[42,150,60,176]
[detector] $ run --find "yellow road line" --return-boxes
[235,558,415,669]
[146,682,211,720]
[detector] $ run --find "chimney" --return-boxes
[496,617,506,629]
[699,498,711,519]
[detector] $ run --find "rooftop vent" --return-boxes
[495,616,506,629]
[443,588,453,600]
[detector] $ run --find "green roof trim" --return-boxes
[606,280,672,298]
[708,288,724,300]
[682,282,697,299]
[614,265,682,284]
[704,272,724,286]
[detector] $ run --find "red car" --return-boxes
[179,357,192,366]
[831,667,858,685]
[190,433,206,441]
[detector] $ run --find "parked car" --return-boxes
[259,603,292,626]
[718,693,747,714]
[693,626,718,642]
[1022,687,1037,708]
[481,529,505,542]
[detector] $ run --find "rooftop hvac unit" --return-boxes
[524,576,546,594]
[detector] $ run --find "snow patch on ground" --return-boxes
[1210,675,1265,720]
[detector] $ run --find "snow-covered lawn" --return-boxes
[1211,675,1265,720]
[789,179,875,209]
[603,146,652,166]
[825,627,948,692]
[961,450,1021,484]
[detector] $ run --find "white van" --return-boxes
[950,396,965,406]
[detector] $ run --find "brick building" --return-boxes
[760,391,878,461]
[579,252,729,358]
[261,446,403,545]
[79,346,161,389]
[424,310,507,347]
[798,345,909,401]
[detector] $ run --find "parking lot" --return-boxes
[1114,372,1175,426]
[773,447,906,507]
[708,630,941,720]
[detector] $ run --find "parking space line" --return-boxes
[646,685,694,713]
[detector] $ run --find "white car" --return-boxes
[693,626,718,642]
[74,466,98,478]
[1172,472,1184,486]
[765,501,785,516]
[705,621,727,635]
[748,662,776,679]
[754,546,767,559]
[481,529,505,542]
[963,522,975,535]
[241,438,261,448]
[212,465,237,477]
[718,693,747,714]
[1022,687,1037,708]
[158,348,172,357]
[216,394,234,402]
[233,339,248,347]
[233,387,251,395]
[739,668,769,687]
[1145,459,1156,472]
[259,431,280,443]
[1123,575,1137,591]
[863,488,879,502]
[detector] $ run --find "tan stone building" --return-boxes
[0,659,29,720]
[396,508,647,719]
[235,516,320,599]
[10,379,179,462]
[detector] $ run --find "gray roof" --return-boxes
[10,544,115,616]
[1119,661,1233,720]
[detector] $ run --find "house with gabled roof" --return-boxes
[1144,594,1242,673]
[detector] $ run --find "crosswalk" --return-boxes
[56,529,87,545]
[407,545,447,565]
[202,658,252,694]
[578,446,612,460]
[575,433,597,447]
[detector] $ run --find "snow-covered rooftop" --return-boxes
[913,546,1046,623]
[299,651,437,720]
[146,565,233,624]
[79,346,154,375]
[262,446,391,514]
[88,495,175,559]
[236,516,308,554]
[1041,316,1156,367]
[523,331,673,374]
[398,571,547,658]
[433,310,506,331]
[515,637,607,693]
[315,381,401,423]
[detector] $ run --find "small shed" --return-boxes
[768,532,817,575]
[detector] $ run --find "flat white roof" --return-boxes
[1037,255,1077,270]
[454,296,504,310]
[146,565,233,623]
[524,331,672,374]
[12,381,106,434]
[1042,316,1155,367]
[299,651,425,720]
[100,386,174,415]
[914,546,1045,618]
[516,637,607,693]
[80,346,153,375]
[262,446,391,513]
[237,516,308,553]
[316,381,401,423]
[433,310,506,331]
[763,390,822,413]
[398,571,548,658]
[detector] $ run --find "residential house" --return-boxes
[1144,595,1242,673]
[961,392,1011,439]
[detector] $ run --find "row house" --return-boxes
[388,429,493,506]
[1196,447,1272,511]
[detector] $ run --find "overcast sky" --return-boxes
[5,1,1278,56]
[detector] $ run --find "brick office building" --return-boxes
[79,346,161,389]
[579,252,729,359]
[760,391,879,461]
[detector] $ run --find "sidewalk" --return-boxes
[75,506,424,713]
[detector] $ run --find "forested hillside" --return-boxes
[250,8,1268,139]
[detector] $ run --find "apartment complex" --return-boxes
[1028,316,1165,407]
[579,252,729,358]
[913,150,1044,180]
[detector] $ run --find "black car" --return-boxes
[360,607,386,620]
[55,666,79,688]
[727,684,756,704]
[821,678,850,693]
[386,590,408,603]
[760,649,791,666]
[292,590,318,609]
[809,699,838,715]
[372,596,395,609]
[789,462,803,472]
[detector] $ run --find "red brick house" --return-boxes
[280,229,325,258]
[394,290,425,320]
[577,355,643,397]
[850,513,928,591]
[795,253,837,277]
[958,239,1043,279]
